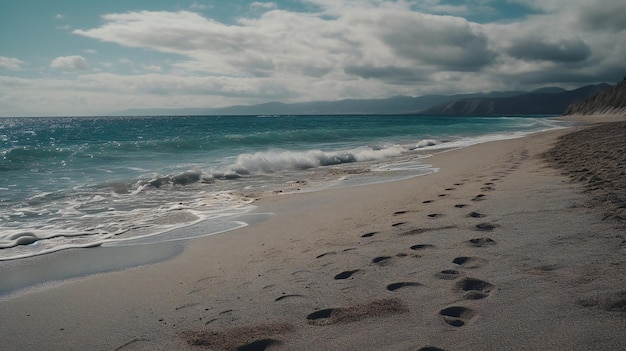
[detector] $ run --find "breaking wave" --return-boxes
[230,145,406,175]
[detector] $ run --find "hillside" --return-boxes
[564,78,626,116]
[112,91,525,116]
[112,84,611,117]
[423,84,610,116]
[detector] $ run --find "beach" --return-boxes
[1,116,625,350]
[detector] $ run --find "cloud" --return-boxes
[143,65,162,72]
[50,56,90,71]
[71,6,498,80]
[578,2,626,32]
[251,2,277,9]
[373,11,496,71]
[506,36,591,63]
[0,56,24,70]
[55,14,65,20]
[5,0,626,116]
[344,65,427,84]
[189,1,212,11]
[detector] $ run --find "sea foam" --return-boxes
[229,145,406,175]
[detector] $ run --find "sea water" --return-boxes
[0,115,567,261]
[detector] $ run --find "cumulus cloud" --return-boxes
[50,56,89,71]
[373,11,496,71]
[71,5,497,81]
[4,0,626,116]
[0,56,24,70]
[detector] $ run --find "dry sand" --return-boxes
[1,116,625,351]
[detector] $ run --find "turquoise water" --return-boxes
[0,115,566,260]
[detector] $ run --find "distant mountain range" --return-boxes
[113,84,612,117]
[564,78,626,116]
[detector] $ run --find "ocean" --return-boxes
[0,114,567,261]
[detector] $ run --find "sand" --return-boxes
[1,116,625,351]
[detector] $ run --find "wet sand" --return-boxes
[1,116,625,350]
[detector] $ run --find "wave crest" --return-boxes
[230,146,405,175]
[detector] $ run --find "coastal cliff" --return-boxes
[423,84,609,116]
[564,78,626,116]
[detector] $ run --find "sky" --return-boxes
[1,0,625,117]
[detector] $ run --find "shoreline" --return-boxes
[1,115,625,350]
[0,119,564,296]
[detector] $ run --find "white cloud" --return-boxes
[71,7,497,82]
[0,56,24,70]
[50,56,90,71]
[82,49,98,54]
[55,14,65,20]
[189,1,212,11]
[251,2,277,9]
[4,0,625,116]
[143,65,162,72]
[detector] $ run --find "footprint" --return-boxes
[418,347,447,351]
[386,282,421,291]
[427,213,443,218]
[361,232,378,238]
[237,339,280,351]
[372,256,392,265]
[445,188,456,191]
[439,306,476,327]
[454,204,469,208]
[185,322,294,349]
[453,256,487,268]
[334,270,360,280]
[475,223,499,231]
[307,308,338,322]
[435,269,460,280]
[392,222,406,227]
[394,211,408,215]
[401,225,457,236]
[410,244,435,250]
[423,200,434,204]
[467,211,486,218]
[481,186,495,191]
[307,298,407,326]
[577,291,626,312]
[275,294,304,302]
[467,237,496,247]
[316,251,336,259]
[455,277,493,299]
[471,194,486,201]
[438,194,448,197]
[462,291,490,300]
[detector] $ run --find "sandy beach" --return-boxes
[1,116,625,350]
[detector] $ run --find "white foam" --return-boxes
[0,189,256,261]
[229,145,406,175]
